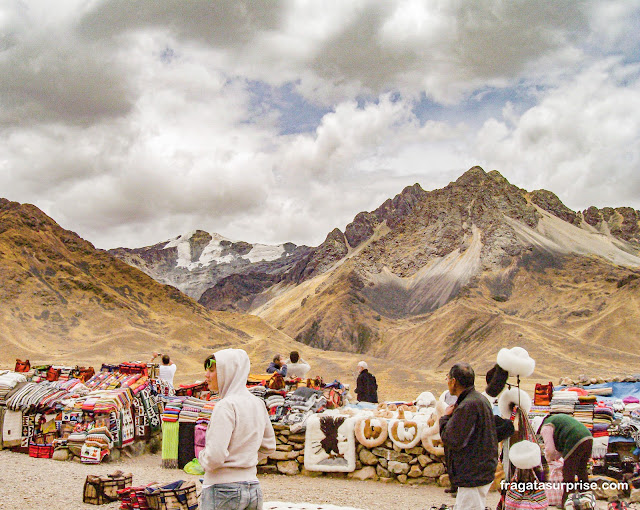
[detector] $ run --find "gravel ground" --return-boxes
[0,450,618,510]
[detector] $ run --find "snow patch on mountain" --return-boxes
[244,244,287,263]
[163,231,286,270]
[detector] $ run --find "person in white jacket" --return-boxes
[285,351,311,379]
[199,348,276,510]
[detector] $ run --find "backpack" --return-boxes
[323,387,342,409]
[564,491,596,510]
[534,382,553,406]
[46,366,61,382]
[15,359,30,372]
[268,373,285,390]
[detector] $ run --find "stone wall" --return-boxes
[258,424,450,486]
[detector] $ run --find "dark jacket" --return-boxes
[439,386,498,487]
[355,370,378,403]
[266,362,287,377]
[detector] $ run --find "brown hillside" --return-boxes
[0,198,433,400]
[252,168,640,383]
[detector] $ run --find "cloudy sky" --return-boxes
[1,1,639,249]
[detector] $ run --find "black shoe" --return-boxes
[444,487,458,494]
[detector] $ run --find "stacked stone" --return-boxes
[258,424,449,486]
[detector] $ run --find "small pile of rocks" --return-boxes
[258,424,449,486]
[558,374,640,386]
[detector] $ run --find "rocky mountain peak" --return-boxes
[582,206,640,246]
[530,189,580,225]
[454,165,488,186]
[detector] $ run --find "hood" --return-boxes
[214,348,251,398]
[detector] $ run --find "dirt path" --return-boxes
[1,450,620,509]
[0,449,496,509]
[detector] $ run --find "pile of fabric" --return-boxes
[0,371,26,403]
[81,426,114,463]
[593,402,614,436]
[574,395,596,430]
[0,363,162,464]
[177,396,217,424]
[161,397,183,423]
[549,390,579,414]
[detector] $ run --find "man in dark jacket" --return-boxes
[440,363,498,510]
[266,354,287,377]
[355,361,378,403]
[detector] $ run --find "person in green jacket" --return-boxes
[540,413,593,507]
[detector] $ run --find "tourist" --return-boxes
[266,354,287,377]
[286,351,311,379]
[150,352,177,386]
[440,389,459,495]
[199,349,276,510]
[439,362,498,510]
[540,413,593,507]
[355,361,378,403]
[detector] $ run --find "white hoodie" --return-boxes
[198,348,276,485]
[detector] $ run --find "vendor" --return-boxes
[539,414,593,507]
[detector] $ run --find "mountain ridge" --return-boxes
[4,166,640,395]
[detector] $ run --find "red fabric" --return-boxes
[15,359,30,372]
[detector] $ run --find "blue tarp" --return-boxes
[556,381,640,402]
[556,382,640,442]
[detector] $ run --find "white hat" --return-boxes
[498,387,532,418]
[497,347,535,377]
[357,361,368,370]
[509,440,542,469]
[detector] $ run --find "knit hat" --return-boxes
[485,363,510,397]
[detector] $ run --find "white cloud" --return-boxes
[0,0,638,250]
[475,59,640,210]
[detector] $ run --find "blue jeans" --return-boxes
[200,481,263,510]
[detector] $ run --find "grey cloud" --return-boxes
[76,0,283,48]
[0,2,133,126]
[475,60,640,211]
[307,1,590,102]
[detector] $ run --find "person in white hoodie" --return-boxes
[199,349,276,510]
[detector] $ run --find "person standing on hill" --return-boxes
[355,361,378,403]
[150,352,177,386]
[439,362,498,510]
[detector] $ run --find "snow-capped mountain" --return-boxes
[108,230,311,302]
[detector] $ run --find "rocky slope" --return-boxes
[100,165,640,384]
[248,167,640,379]
[0,199,298,379]
[2,198,435,397]
[109,231,311,303]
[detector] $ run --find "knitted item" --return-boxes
[161,421,179,469]
[177,422,196,469]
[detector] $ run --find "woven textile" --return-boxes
[161,420,180,469]
[178,422,196,469]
